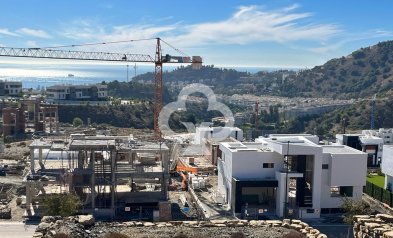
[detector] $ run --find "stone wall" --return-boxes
[353,214,393,238]
[34,215,327,238]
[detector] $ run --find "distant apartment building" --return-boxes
[46,84,108,101]
[336,133,383,167]
[217,134,367,219]
[0,80,22,96]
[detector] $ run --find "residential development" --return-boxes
[45,84,108,101]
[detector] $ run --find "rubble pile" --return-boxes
[0,205,11,219]
[353,214,393,238]
[34,216,327,238]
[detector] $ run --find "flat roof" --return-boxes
[263,136,320,147]
[69,139,116,150]
[220,142,272,152]
[29,139,52,148]
[322,145,365,154]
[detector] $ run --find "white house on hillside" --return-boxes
[217,135,367,219]
[195,126,243,144]
[336,133,383,167]
[382,145,393,191]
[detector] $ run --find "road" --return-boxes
[0,221,37,238]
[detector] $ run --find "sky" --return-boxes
[0,0,393,70]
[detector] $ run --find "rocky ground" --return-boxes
[34,216,328,238]
[0,140,30,222]
[0,141,31,161]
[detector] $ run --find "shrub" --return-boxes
[72,117,83,127]
[341,197,372,224]
[42,193,81,217]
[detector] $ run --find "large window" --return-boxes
[330,186,353,197]
[339,186,353,197]
[263,163,274,168]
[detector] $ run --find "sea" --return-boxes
[0,62,298,89]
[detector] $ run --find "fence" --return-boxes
[364,181,393,207]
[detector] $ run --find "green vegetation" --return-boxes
[367,174,385,188]
[42,193,81,217]
[72,117,84,127]
[106,80,173,101]
[59,100,225,131]
[341,197,372,224]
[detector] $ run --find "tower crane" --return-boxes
[0,38,202,138]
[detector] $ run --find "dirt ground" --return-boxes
[0,140,30,222]
[0,141,31,161]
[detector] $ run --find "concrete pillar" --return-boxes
[38,148,44,170]
[55,111,59,133]
[25,183,31,209]
[162,151,169,200]
[30,148,35,173]
[111,150,116,211]
[91,151,96,209]
[275,172,286,218]
[49,111,52,134]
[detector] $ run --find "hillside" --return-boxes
[297,96,393,138]
[57,101,225,131]
[279,41,393,98]
[133,65,297,96]
[106,80,173,101]
[133,40,393,99]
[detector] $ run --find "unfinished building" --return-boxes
[1,99,59,137]
[21,99,59,134]
[24,134,170,220]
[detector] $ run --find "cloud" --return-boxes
[18,28,51,39]
[60,5,340,52]
[309,29,393,54]
[0,28,19,37]
[170,5,339,47]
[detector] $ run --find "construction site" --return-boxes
[0,38,225,223]
[22,133,175,221]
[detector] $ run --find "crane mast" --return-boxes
[154,38,163,138]
[0,38,202,139]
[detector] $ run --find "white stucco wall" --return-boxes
[330,153,367,186]
[195,127,243,144]
[382,145,393,177]
[382,145,393,190]
[231,151,282,179]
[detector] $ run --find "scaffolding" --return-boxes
[24,134,170,220]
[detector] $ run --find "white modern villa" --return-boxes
[217,134,367,218]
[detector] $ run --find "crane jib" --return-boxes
[0,47,155,63]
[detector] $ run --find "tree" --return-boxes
[42,193,81,217]
[73,117,83,127]
[341,197,372,224]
